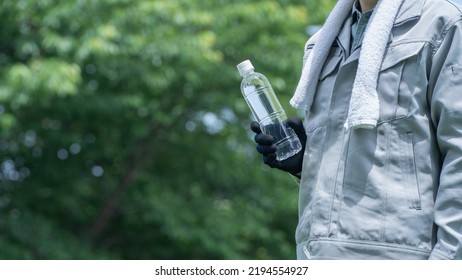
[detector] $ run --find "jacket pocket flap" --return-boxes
[381,41,426,71]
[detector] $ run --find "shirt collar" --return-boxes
[352,0,362,23]
[351,0,374,23]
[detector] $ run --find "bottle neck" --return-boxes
[241,69,255,77]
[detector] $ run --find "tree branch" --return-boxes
[89,124,165,239]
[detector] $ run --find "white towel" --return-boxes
[290,0,404,130]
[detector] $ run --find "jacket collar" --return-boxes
[337,15,353,56]
[337,0,424,60]
[394,0,424,26]
[345,0,423,26]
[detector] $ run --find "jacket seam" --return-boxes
[311,236,432,254]
[334,129,351,238]
[431,247,452,260]
[381,124,392,242]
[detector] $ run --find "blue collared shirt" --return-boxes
[351,1,374,52]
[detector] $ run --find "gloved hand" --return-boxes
[250,118,306,176]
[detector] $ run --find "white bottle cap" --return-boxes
[237,60,254,77]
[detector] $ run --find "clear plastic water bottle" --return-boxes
[237,60,302,161]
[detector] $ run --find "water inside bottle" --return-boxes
[243,85,280,121]
[244,86,302,161]
[260,115,302,161]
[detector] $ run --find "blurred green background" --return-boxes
[0,0,334,259]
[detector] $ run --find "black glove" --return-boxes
[250,118,306,176]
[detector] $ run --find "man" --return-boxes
[251,0,462,259]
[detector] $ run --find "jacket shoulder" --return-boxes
[422,0,462,21]
[305,29,322,51]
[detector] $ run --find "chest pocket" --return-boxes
[377,41,426,123]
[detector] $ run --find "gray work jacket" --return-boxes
[296,0,462,259]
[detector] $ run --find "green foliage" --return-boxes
[0,0,335,259]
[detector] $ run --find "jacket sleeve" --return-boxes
[428,15,462,260]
